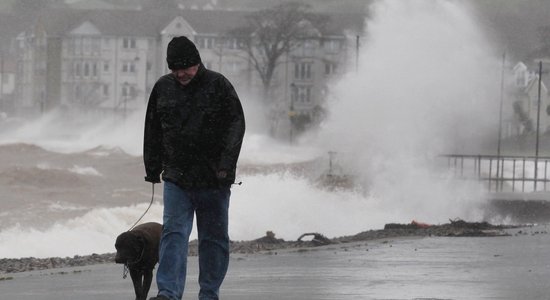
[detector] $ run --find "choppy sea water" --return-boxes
[0,138,497,259]
[0,141,379,258]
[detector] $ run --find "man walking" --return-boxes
[143,36,245,300]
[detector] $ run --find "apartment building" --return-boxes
[14,8,364,122]
[511,61,550,135]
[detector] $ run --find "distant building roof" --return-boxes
[28,8,364,39]
[68,0,123,10]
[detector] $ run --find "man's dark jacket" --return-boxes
[143,64,245,188]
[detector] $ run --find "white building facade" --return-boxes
[13,9,364,125]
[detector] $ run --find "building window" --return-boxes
[298,86,312,103]
[297,39,316,56]
[75,62,81,77]
[104,62,110,73]
[122,84,136,98]
[195,37,203,48]
[295,62,312,80]
[291,85,312,103]
[323,39,341,52]
[122,62,136,73]
[224,38,239,50]
[123,38,136,49]
[103,84,109,97]
[325,62,337,75]
[195,36,215,49]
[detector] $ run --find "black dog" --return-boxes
[115,222,162,300]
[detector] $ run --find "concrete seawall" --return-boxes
[487,192,550,223]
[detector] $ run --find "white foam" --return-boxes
[0,203,163,258]
[47,201,89,212]
[37,162,103,177]
[68,165,102,176]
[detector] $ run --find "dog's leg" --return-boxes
[129,268,144,300]
[142,269,154,300]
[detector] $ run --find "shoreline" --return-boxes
[0,219,530,275]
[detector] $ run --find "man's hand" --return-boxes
[144,175,161,184]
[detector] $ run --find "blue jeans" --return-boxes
[156,181,230,300]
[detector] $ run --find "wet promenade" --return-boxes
[2,225,549,300]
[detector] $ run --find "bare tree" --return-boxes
[232,1,326,100]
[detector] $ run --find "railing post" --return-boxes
[500,157,505,192]
[522,158,526,192]
[461,156,464,177]
[512,159,516,192]
[442,154,550,193]
[477,155,482,180]
[489,158,496,192]
[453,156,458,176]
[545,160,548,191]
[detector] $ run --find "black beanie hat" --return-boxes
[166,36,201,70]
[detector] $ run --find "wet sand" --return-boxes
[2,225,549,300]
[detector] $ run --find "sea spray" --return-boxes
[313,0,503,222]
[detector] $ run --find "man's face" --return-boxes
[172,64,199,86]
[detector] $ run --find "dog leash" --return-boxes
[123,264,129,279]
[127,183,156,232]
[122,183,155,279]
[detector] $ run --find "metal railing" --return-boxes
[442,154,550,192]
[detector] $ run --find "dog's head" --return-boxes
[114,231,145,265]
